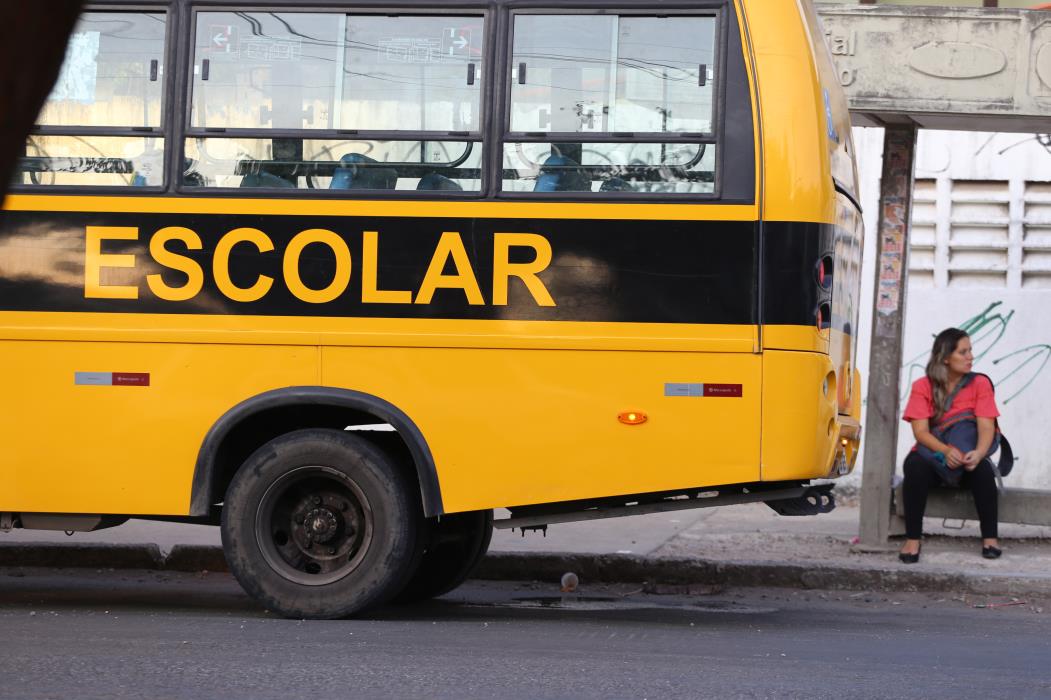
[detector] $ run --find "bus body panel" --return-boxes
[798,0,861,204]
[0,339,317,514]
[743,0,864,418]
[797,0,864,417]
[829,194,864,415]
[0,312,758,355]
[740,0,835,226]
[323,346,762,514]
[760,349,839,482]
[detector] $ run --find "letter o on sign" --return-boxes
[283,229,352,304]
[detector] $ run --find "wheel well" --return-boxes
[192,389,442,519]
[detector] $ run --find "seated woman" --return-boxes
[899,328,1001,563]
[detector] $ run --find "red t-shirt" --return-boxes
[902,374,1000,425]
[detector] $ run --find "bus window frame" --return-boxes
[496,4,725,201]
[176,5,492,197]
[11,0,752,205]
[13,4,177,194]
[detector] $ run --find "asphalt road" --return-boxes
[0,569,1048,700]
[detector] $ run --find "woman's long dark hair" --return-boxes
[926,328,970,421]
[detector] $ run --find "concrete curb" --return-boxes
[165,545,230,572]
[475,552,1051,598]
[0,543,164,570]
[0,543,226,572]
[3,543,1050,598]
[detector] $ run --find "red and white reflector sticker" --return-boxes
[665,383,743,398]
[702,383,743,398]
[75,372,150,387]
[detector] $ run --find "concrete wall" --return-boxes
[817,5,1051,133]
[850,127,1051,490]
[818,1,1044,9]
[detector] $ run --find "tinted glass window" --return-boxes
[37,12,167,128]
[18,135,164,187]
[510,15,715,134]
[192,13,484,132]
[504,13,718,197]
[502,142,714,194]
[184,138,480,191]
[18,11,168,188]
[343,16,483,132]
[192,12,341,130]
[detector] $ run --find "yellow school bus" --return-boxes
[1,0,862,617]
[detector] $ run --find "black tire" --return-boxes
[396,509,493,602]
[221,428,420,619]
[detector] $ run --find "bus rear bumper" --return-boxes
[828,416,861,478]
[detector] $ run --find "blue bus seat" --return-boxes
[600,177,634,192]
[239,171,296,188]
[330,153,397,190]
[417,173,463,191]
[534,154,590,192]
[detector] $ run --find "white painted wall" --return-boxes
[848,128,1051,489]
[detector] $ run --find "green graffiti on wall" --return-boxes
[901,301,1051,404]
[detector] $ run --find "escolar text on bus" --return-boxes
[84,226,557,307]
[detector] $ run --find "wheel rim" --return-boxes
[254,465,374,586]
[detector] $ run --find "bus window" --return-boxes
[191,12,340,131]
[342,16,483,133]
[183,138,481,191]
[15,12,167,187]
[502,142,714,194]
[24,135,163,187]
[509,15,714,135]
[38,12,167,129]
[504,13,716,195]
[188,12,484,191]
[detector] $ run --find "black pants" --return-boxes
[902,451,999,540]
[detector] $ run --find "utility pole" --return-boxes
[858,124,917,548]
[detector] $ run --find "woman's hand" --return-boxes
[912,419,967,469]
[968,417,996,472]
[944,446,966,469]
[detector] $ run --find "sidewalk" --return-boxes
[481,501,1051,597]
[2,501,1050,597]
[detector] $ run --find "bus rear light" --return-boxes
[816,302,831,331]
[816,255,834,290]
[618,411,648,425]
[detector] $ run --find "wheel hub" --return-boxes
[287,491,362,560]
[304,507,338,543]
[256,466,374,587]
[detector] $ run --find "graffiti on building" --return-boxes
[901,301,1051,404]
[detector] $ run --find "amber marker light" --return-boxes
[618,411,648,425]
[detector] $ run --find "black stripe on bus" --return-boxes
[0,211,842,327]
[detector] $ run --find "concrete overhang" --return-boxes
[817,5,1051,133]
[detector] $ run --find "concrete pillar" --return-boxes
[858,124,917,548]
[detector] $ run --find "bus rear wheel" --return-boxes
[396,509,493,602]
[221,428,419,619]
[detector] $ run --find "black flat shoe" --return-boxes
[899,544,921,564]
[982,546,1002,559]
